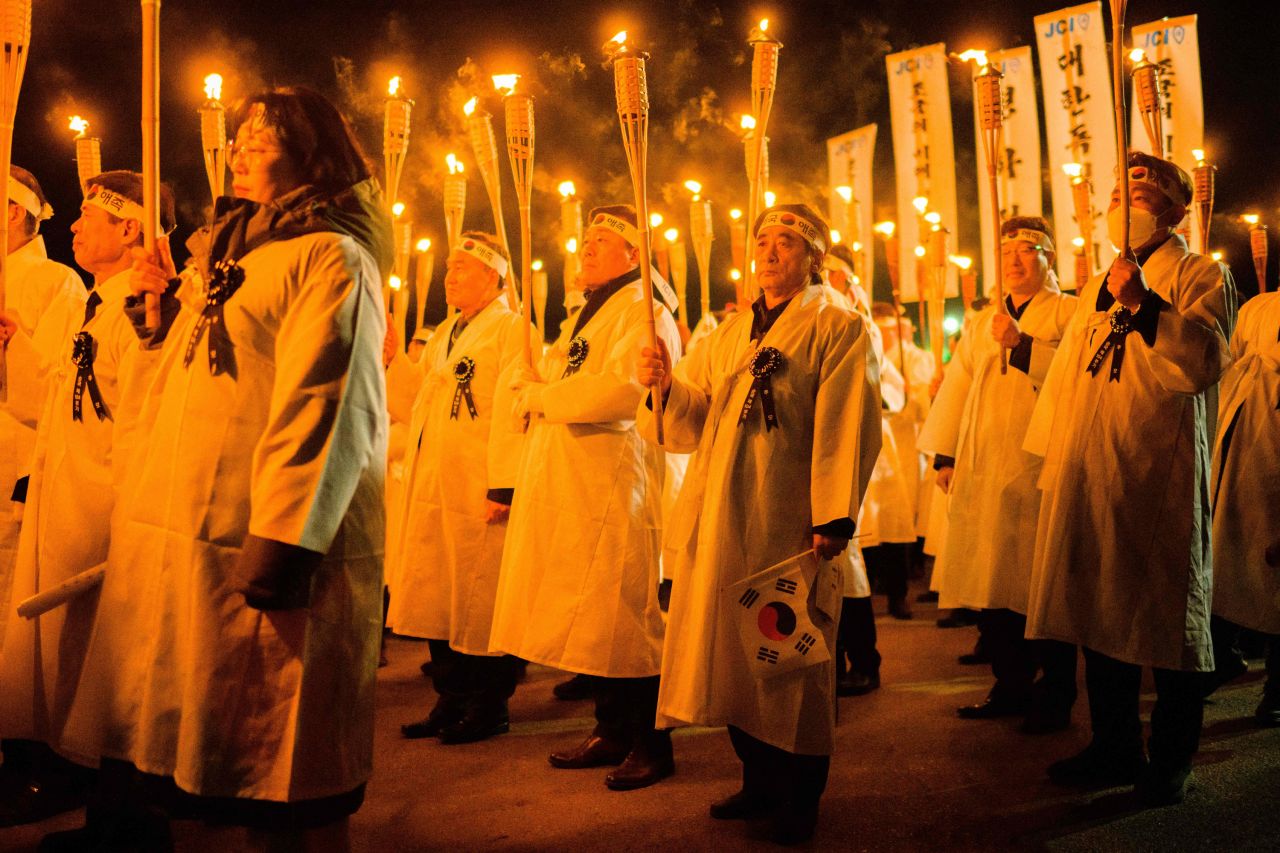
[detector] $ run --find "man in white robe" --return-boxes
[1024,153,1236,805]
[636,204,880,844]
[385,232,526,744]
[1206,289,1280,724]
[490,205,682,791]
[0,174,173,827]
[918,216,1078,733]
[0,165,86,823]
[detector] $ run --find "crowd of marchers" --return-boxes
[0,85,1276,852]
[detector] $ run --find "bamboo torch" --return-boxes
[686,180,716,333]
[558,180,581,288]
[963,50,1008,372]
[464,95,518,308]
[1192,149,1215,256]
[926,227,950,376]
[875,220,910,398]
[531,258,548,342]
[666,226,687,324]
[1072,237,1090,289]
[499,74,535,365]
[414,238,433,328]
[1109,0,1131,255]
[729,207,745,303]
[199,73,227,203]
[1064,163,1095,277]
[443,153,466,249]
[1130,49,1164,159]
[139,0,161,331]
[384,76,412,215]
[606,30,664,444]
[0,0,31,399]
[1245,215,1268,293]
[742,18,781,303]
[69,116,101,197]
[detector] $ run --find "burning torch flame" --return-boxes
[914,245,927,258]
[949,255,973,270]
[957,49,989,69]
[759,19,769,32]
[558,180,576,199]
[924,211,942,225]
[392,201,406,217]
[740,114,757,131]
[684,179,703,196]
[388,76,402,97]
[729,209,743,221]
[835,186,853,203]
[912,196,929,214]
[874,221,896,238]
[649,212,664,228]
[852,241,863,252]
[1211,251,1224,261]
[1192,148,1206,164]
[830,229,842,245]
[204,73,223,102]
[492,74,520,96]
[1062,162,1083,179]
[1129,48,1146,63]
[664,228,679,243]
[1072,236,1086,250]
[532,259,544,272]
[566,238,578,253]
[764,191,776,208]
[446,153,464,175]
[611,30,627,45]
[416,238,431,253]
[463,97,478,117]
[68,115,89,137]
[1243,214,1260,226]
[729,268,742,281]
[389,274,403,292]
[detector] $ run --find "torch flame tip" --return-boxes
[1191,148,1206,164]
[203,73,224,101]
[649,212,664,228]
[957,49,988,68]
[389,274,403,291]
[739,114,757,130]
[68,115,89,136]
[532,259,544,271]
[388,75,402,97]
[834,185,852,203]
[611,30,627,44]
[663,227,679,243]
[914,245,927,258]
[392,201,406,217]
[873,221,896,238]
[463,97,478,116]
[558,180,576,199]
[729,208,743,221]
[830,229,842,245]
[911,196,929,213]
[924,211,942,225]
[1062,162,1083,178]
[1243,214,1260,225]
[683,179,703,195]
[948,255,973,270]
[1129,48,1146,63]
[565,238,578,253]
[492,73,520,95]
[416,238,431,252]
[1072,236,1086,248]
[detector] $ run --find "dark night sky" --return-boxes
[13,0,1280,331]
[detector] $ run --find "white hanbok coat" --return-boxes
[0,237,84,641]
[1024,235,1235,671]
[489,277,680,678]
[639,286,881,755]
[63,231,388,801]
[917,286,1077,612]
[1210,292,1280,634]
[384,297,525,652]
[0,272,158,754]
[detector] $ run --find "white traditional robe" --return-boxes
[0,237,85,641]
[1210,292,1280,634]
[639,285,881,755]
[917,286,1077,612]
[489,277,681,677]
[885,340,935,536]
[63,232,387,801]
[0,272,159,755]
[384,296,525,652]
[1024,235,1235,671]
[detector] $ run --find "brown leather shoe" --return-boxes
[604,732,674,790]
[548,734,630,769]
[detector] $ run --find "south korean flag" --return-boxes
[727,551,832,679]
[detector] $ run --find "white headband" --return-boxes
[84,185,145,224]
[8,176,53,222]
[456,237,509,278]
[587,212,640,247]
[1127,165,1188,206]
[1002,228,1055,255]
[756,209,827,253]
[822,254,855,278]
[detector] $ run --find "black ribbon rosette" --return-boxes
[70,332,111,422]
[562,336,590,378]
[739,346,784,431]
[184,258,245,379]
[1086,309,1134,383]
[451,356,478,420]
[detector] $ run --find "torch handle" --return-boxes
[1110,1,1130,256]
[981,128,1008,375]
[636,222,665,445]
[140,0,161,331]
[520,204,533,364]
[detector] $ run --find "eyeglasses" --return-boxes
[1000,246,1043,260]
[229,143,285,164]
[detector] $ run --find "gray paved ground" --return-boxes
[4,589,1278,851]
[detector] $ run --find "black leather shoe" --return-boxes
[837,671,880,697]
[1047,746,1145,788]
[889,597,913,620]
[419,659,434,678]
[439,710,510,745]
[1255,691,1280,726]
[709,789,773,820]
[401,704,462,739]
[937,612,978,628]
[770,804,819,846]
[1020,707,1072,735]
[552,673,592,701]
[957,696,1030,720]
[0,778,87,828]
[604,733,674,790]
[549,734,630,769]
[1136,764,1191,807]
[916,590,940,604]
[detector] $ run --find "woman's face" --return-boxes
[230,112,303,204]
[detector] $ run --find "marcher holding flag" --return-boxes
[635,203,880,844]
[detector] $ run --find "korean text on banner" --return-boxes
[827,124,877,291]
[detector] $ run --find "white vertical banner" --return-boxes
[886,43,958,301]
[1130,15,1204,245]
[1035,2,1118,286]
[972,47,1043,297]
[826,124,877,291]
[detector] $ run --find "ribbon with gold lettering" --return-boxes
[70,332,111,422]
[739,346,784,431]
[451,356,478,420]
[184,258,244,378]
[1086,309,1134,382]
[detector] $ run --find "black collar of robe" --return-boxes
[570,267,642,338]
[750,292,798,342]
[1095,235,1170,313]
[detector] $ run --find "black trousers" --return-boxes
[427,638,519,713]
[979,609,1037,702]
[1082,647,1203,773]
[591,675,661,743]
[836,597,881,677]
[863,543,910,601]
[727,726,829,810]
[1033,638,1079,712]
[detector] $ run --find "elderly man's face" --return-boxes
[754,225,818,305]
[1001,240,1052,296]
[579,226,638,288]
[444,250,501,316]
